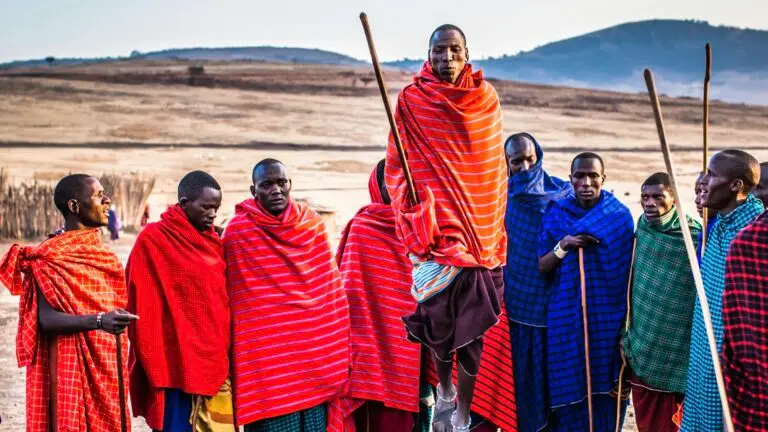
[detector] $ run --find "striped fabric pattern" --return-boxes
[682,195,764,432]
[723,211,768,432]
[385,61,507,270]
[327,168,422,432]
[0,229,130,432]
[223,198,350,426]
[409,255,461,302]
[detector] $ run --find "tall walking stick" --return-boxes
[702,43,712,254]
[359,12,419,205]
[116,334,128,432]
[644,68,734,432]
[578,249,594,432]
[615,239,636,432]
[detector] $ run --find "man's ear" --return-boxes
[731,179,745,194]
[250,185,256,197]
[465,47,470,62]
[67,199,79,216]
[179,197,188,209]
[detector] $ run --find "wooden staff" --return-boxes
[643,68,734,432]
[615,239,636,432]
[359,12,419,205]
[578,248,594,432]
[116,333,128,432]
[702,43,712,254]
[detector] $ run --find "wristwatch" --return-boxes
[553,242,568,259]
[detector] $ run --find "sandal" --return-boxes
[451,410,472,432]
[432,384,457,429]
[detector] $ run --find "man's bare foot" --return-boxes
[433,384,457,432]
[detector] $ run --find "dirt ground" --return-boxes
[2,60,768,430]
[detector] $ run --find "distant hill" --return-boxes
[0,46,365,69]
[386,20,768,104]
[3,20,767,103]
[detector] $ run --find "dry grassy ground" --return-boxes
[1,59,768,430]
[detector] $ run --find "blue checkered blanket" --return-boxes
[538,190,635,408]
[504,136,571,326]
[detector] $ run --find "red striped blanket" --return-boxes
[385,61,507,269]
[223,198,350,425]
[327,167,421,432]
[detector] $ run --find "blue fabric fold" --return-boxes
[538,190,635,409]
[503,134,572,326]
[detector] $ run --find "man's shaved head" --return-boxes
[54,174,96,217]
[252,158,286,184]
[429,24,466,47]
[700,150,760,212]
[714,150,760,193]
[571,152,605,175]
[251,158,291,216]
[428,24,469,84]
[54,173,112,229]
[505,133,538,175]
[178,170,221,201]
[642,172,671,188]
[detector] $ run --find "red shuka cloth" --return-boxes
[126,204,230,430]
[327,168,422,432]
[223,198,350,425]
[0,229,130,432]
[723,212,768,432]
[385,61,507,269]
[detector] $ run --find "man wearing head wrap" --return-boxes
[503,133,571,432]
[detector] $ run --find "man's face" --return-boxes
[429,29,468,84]
[506,138,538,176]
[700,155,742,211]
[694,173,705,218]
[570,158,605,207]
[180,187,222,232]
[71,177,111,228]
[641,184,674,222]
[753,165,768,207]
[251,164,291,216]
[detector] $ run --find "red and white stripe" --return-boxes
[224,198,350,425]
[385,61,507,270]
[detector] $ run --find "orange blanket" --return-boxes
[327,167,421,431]
[223,198,350,425]
[127,204,229,430]
[0,229,129,432]
[385,61,507,269]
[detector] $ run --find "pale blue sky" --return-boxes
[1,0,766,63]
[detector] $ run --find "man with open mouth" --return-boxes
[681,149,763,432]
